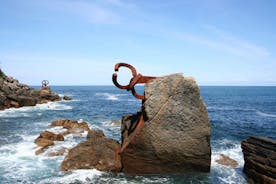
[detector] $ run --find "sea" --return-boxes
[0,86,275,184]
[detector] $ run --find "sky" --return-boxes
[0,0,276,85]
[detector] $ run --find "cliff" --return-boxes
[0,69,61,110]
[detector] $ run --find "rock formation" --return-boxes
[51,119,90,135]
[242,136,276,184]
[35,120,89,155]
[120,74,211,174]
[0,70,62,110]
[61,129,121,172]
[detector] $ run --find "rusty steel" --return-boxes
[42,80,49,88]
[112,63,156,100]
[112,63,157,153]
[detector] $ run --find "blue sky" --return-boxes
[0,0,275,85]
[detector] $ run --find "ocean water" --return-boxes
[0,86,275,184]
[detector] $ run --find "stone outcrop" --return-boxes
[120,74,211,174]
[61,129,121,172]
[0,70,63,110]
[242,136,276,184]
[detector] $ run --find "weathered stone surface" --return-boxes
[121,73,211,174]
[242,136,276,184]
[34,138,54,147]
[215,154,238,168]
[0,70,62,110]
[61,129,121,172]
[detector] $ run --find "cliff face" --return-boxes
[242,136,276,184]
[0,70,61,110]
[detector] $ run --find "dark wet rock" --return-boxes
[215,154,238,168]
[63,96,72,100]
[0,70,62,110]
[61,129,121,172]
[120,74,211,174]
[242,136,276,184]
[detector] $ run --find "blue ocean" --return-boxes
[0,86,275,184]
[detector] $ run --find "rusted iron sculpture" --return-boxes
[112,63,157,153]
[112,63,156,101]
[42,80,49,88]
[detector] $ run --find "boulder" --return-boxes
[34,138,54,147]
[215,154,238,168]
[242,136,276,184]
[61,129,121,172]
[120,74,211,174]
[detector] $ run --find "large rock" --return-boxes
[241,136,276,184]
[61,129,121,172]
[0,70,62,110]
[121,73,211,174]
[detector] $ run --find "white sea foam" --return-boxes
[211,141,246,183]
[0,102,72,118]
[95,93,127,101]
[256,111,276,118]
[39,169,103,184]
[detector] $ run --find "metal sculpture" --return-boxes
[112,63,156,101]
[41,80,49,88]
[112,63,157,153]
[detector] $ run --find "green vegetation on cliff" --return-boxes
[0,68,6,79]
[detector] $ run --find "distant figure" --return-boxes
[42,80,49,88]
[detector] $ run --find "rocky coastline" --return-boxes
[0,69,70,110]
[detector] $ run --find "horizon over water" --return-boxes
[0,86,275,183]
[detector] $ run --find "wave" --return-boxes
[256,111,276,118]
[95,93,127,101]
[39,169,103,184]
[0,102,72,118]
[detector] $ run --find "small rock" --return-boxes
[35,146,50,155]
[110,120,121,126]
[215,154,238,168]
[63,96,72,100]
[51,119,89,132]
[38,130,64,141]
[47,147,68,157]
[34,138,54,147]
